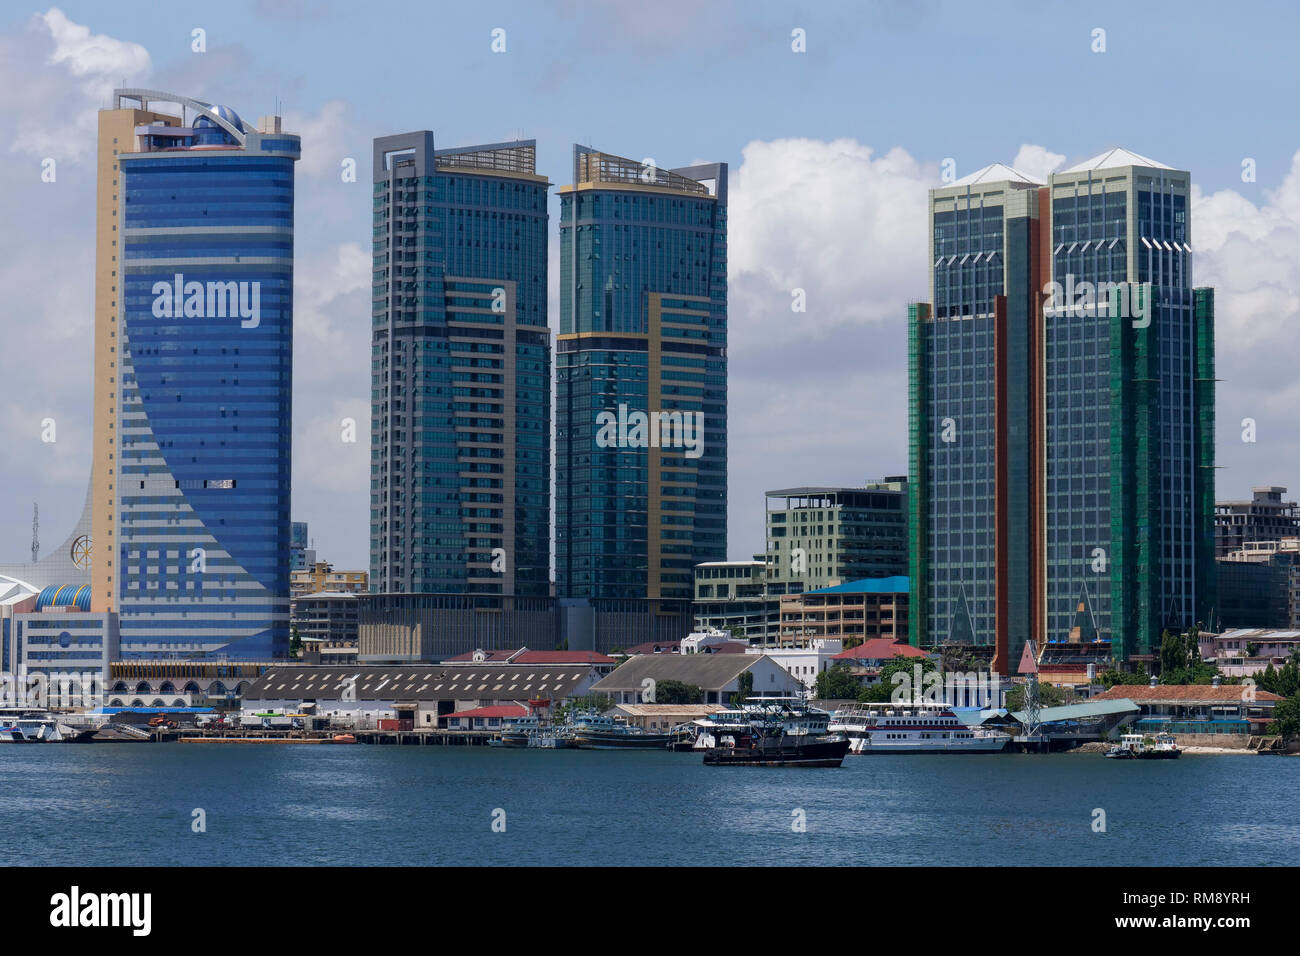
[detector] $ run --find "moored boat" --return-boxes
[828,701,1010,754]
[1105,732,1180,759]
[569,712,672,750]
[701,698,848,767]
[491,715,541,748]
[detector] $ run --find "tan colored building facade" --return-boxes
[290,562,368,597]
[92,106,178,612]
[778,580,909,645]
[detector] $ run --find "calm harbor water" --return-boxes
[1,745,1295,866]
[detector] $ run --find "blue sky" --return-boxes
[3,0,1300,574]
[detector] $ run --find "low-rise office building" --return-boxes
[1215,559,1289,629]
[357,594,693,662]
[692,560,780,642]
[1215,486,1300,558]
[292,591,360,644]
[1220,537,1300,628]
[290,562,369,598]
[778,577,909,645]
[1198,628,1300,678]
[746,640,844,693]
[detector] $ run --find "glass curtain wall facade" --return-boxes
[370,133,550,597]
[910,152,1217,670]
[556,148,727,601]
[116,91,299,659]
[909,168,1042,673]
[1044,154,1215,660]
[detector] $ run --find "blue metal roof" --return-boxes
[35,585,91,612]
[804,576,909,596]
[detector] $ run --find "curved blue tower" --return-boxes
[114,89,300,659]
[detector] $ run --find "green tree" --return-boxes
[733,670,754,704]
[1156,627,1219,685]
[1266,695,1300,742]
[289,625,303,659]
[554,693,614,721]
[1098,663,1149,688]
[814,663,861,700]
[1005,681,1074,710]
[1260,650,1300,698]
[856,654,941,703]
[654,680,704,705]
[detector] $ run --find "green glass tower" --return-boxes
[909,150,1216,670]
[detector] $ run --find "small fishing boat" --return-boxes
[701,699,849,768]
[491,714,541,748]
[569,712,672,750]
[1105,732,1180,759]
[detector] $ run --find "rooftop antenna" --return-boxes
[31,502,39,564]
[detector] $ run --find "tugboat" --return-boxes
[701,699,849,768]
[1105,732,1181,759]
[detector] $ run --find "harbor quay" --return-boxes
[3,640,1291,754]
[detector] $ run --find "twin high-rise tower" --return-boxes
[369,137,729,608]
[556,148,728,601]
[909,149,1215,672]
[369,133,551,597]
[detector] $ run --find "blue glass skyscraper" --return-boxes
[114,89,299,659]
[369,133,550,597]
[557,148,728,601]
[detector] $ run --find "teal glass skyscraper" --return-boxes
[909,149,1215,670]
[909,163,1044,674]
[1042,150,1214,662]
[370,133,550,597]
[557,148,727,601]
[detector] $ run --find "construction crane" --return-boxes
[31,501,39,564]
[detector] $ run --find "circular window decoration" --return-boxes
[70,535,92,571]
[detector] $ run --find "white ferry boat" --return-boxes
[828,701,1010,754]
[0,708,70,742]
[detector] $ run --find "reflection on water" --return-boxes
[0,746,1295,866]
